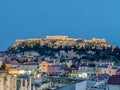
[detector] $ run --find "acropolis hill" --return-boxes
[9,36,115,52]
[15,36,106,41]
[14,36,108,46]
[4,36,120,62]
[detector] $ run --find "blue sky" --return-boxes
[0,0,120,51]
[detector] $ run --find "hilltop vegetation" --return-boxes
[6,36,120,62]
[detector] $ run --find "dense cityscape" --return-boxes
[1,0,120,89]
[0,36,120,90]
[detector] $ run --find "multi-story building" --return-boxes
[20,62,39,71]
[69,68,79,78]
[23,51,40,58]
[39,61,53,73]
[78,65,101,79]
[101,66,118,76]
[48,65,63,76]
[95,60,114,67]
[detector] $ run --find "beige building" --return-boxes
[101,67,117,76]
[39,61,53,73]
[0,74,16,90]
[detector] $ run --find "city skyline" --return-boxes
[1,1,120,90]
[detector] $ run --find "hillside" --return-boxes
[7,36,120,62]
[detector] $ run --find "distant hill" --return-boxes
[6,36,120,62]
